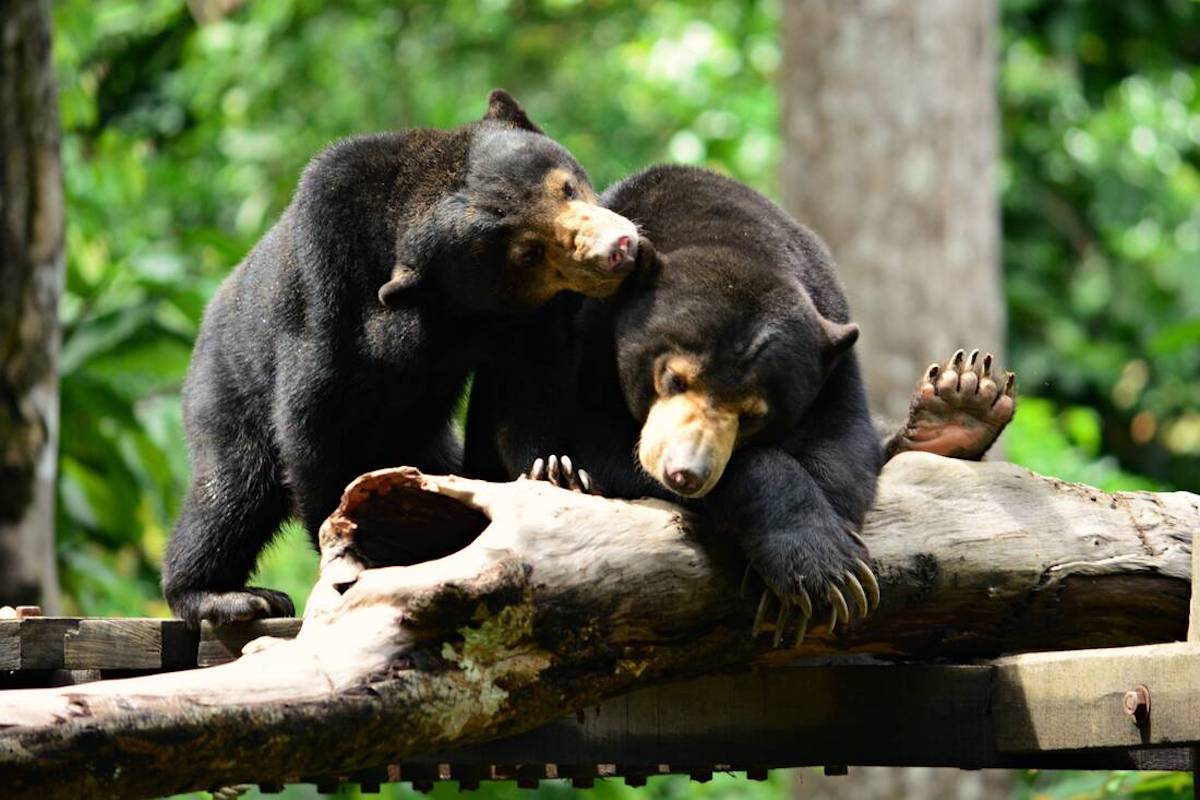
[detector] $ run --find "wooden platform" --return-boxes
[5,612,1200,791]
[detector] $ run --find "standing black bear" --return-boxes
[163,91,639,626]
[465,165,1014,643]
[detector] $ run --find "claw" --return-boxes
[844,571,869,617]
[578,469,593,493]
[795,613,809,646]
[847,527,867,550]
[561,454,574,481]
[981,352,993,378]
[828,605,838,635]
[773,599,792,648]
[529,457,545,481]
[752,590,771,638]
[855,558,881,608]
[547,455,560,485]
[950,348,965,369]
[925,363,940,382]
[1004,371,1016,395]
[967,348,980,369]
[829,585,850,625]
[797,586,813,619]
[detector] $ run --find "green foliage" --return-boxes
[1001,0,1200,492]
[1017,770,1193,799]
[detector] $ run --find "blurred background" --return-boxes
[3,0,1199,797]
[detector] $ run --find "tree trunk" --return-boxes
[780,0,1003,426]
[0,456,1196,798]
[0,0,63,611]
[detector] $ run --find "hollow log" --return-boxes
[0,453,1196,798]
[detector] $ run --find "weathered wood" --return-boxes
[0,618,198,671]
[198,619,303,667]
[0,455,1196,798]
[0,618,78,670]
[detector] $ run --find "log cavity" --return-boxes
[334,470,491,568]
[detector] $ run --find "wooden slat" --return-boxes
[0,618,79,669]
[992,641,1200,753]
[63,619,197,670]
[197,618,303,667]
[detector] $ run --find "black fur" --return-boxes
[465,165,882,605]
[163,92,630,626]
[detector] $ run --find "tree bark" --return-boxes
[780,0,1003,425]
[0,455,1195,798]
[0,0,64,611]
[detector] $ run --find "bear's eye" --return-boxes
[662,370,688,396]
[517,242,545,267]
[563,180,576,200]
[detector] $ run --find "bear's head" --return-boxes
[379,90,640,312]
[614,243,858,498]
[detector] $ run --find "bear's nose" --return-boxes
[606,234,636,271]
[664,467,703,496]
[662,446,711,496]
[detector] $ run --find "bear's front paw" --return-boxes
[741,523,879,648]
[520,454,595,494]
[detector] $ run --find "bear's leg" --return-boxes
[162,439,294,627]
[710,446,879,646]
[884,348,1016,461]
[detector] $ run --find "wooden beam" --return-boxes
[0,458,1197,798]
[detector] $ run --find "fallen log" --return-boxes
[0,453,1196,798]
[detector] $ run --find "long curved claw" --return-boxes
[752,590,771,638]
[844,571,869,618]
[855,558,881,609]
[829,584,850,626]
[529,457,546,481]
[577,468,593,493]
[560,454,575,485]
[847,527,867,550]
[739,565,754,599]
[795,612,809,646]
[773,599,792,648]
[981,352,994,378]
[797,586,813,619]
[547,455,561,486]
[828,605,838,635]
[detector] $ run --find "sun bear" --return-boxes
[465,165,1014,644]
[162,91,640,626]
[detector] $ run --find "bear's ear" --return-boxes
[819,316,860,368]
[378,265,421,309]
[483,89,544,134]
[631,235,664,287]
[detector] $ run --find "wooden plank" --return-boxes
[197,618,302,667]
[0,618,79,670]
[992,641,1200,753]
[63,619,196,670]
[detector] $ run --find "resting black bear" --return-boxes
[465,165,1014,643]
[163,91,639,626]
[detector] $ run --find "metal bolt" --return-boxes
[1123,684,1151,726]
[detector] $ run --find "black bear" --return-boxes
[163,91,640,626]
[465,165,1014,643]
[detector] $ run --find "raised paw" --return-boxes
[520,454,594,493]
[178,587,295,628]
[742,525,880,648]
[890,348,1016,461]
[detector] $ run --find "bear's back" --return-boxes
[602,165,851,324]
